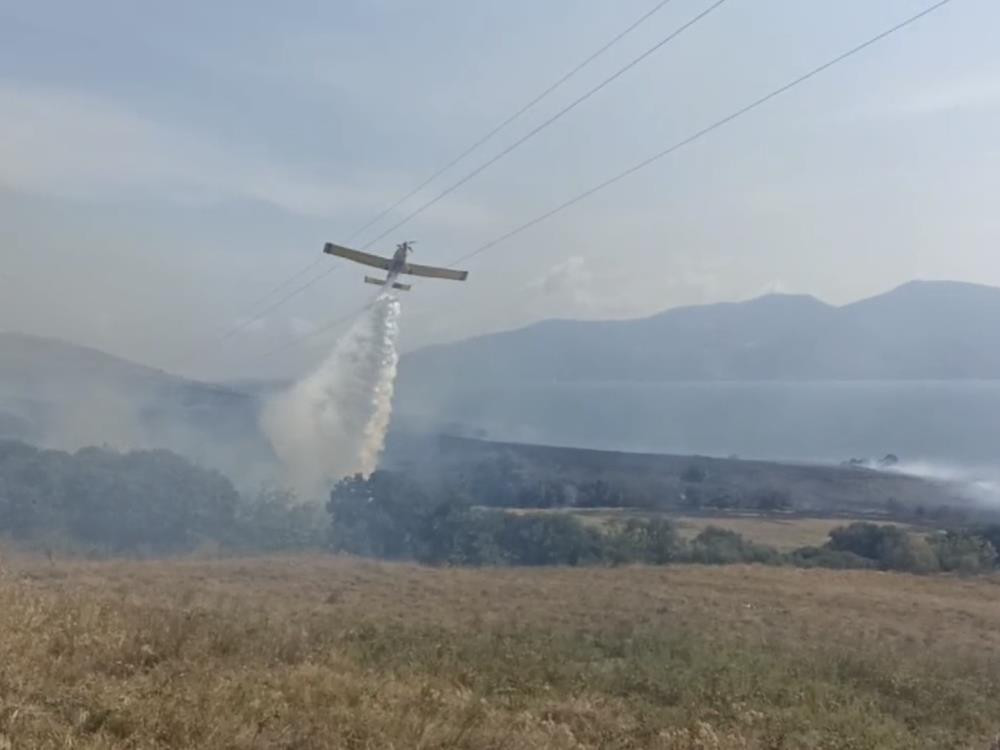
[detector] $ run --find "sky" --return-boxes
[1,0,998,381]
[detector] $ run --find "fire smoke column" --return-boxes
[263,292,402,499]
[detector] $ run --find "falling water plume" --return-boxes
[263,292,401,499]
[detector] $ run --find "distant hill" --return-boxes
[381,433,979,514]
[399,281,1000,387]
[393,281,1000,461]
[0,333,274,483]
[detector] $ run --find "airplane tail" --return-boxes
[364,275,411,291]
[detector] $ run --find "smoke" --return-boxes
[262,292,402,499]
[884,461,1000,507]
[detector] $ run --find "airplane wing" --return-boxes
[404,262,469,281]
[323,243,392,271]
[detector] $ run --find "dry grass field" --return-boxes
[1,553,1000,749]
[671,516,913,552]
[515,508,910,552]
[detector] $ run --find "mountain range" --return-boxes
[3,280,999,473]
[397,280,1000,389]
[391,280,1000,461]
[0,332,274,483]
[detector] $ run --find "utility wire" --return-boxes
[241,0,956,368]
[360,0,731,249]
[344,0,680,243]
[168,0,685,371]
[446,0,956,268]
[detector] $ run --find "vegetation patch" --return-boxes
[1,557,999,748]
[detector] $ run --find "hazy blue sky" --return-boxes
[1,0,997,379]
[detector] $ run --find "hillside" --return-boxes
[382,433,978,515]
[0,333,274,482]
[393,281,1000,461]
[399,280,1000,387]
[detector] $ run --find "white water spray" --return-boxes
[263,292,401,499]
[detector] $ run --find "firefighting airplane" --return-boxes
[323,241,468,292]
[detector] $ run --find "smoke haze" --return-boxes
[886,461,1000,507]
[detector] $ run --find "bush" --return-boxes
[788,546,875,570]
[689,527,781,566]
[607,518,686,565]
[827,522,897,560]
[235,487,328,553]
[976,525,1000,556]
[879,534,940,574]
[929,531,997,574]
[495,513,607,566]
[823,522,1000,574]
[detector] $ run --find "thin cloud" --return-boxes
[0,80,495,231]
[900,74,1000,115]
[855,72,1000,120]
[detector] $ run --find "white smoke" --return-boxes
[885,460,1000,507]
[262,292,401,499]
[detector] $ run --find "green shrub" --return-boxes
[788,545,875,569]
[689,526,781,565]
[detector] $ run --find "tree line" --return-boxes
[329,471,1000,574]
[0,440,324,555]
[3,439,998,575]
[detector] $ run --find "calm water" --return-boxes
[397,380,1000,466]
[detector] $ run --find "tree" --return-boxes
[0,440,240,554]
[462,454,528,507]
[495,512,605,566]
[930,531,997,573]
[327,471,432,559]
[752,489,792,512]
[788,545,874,570]
[977,525,1000,561]
[236,486,328,552]
[575,479,624,508]
[828,523,896,560]
[689,527,780,565]
[880,534,940,574]
[826,522,942,573]
[681,464,707,483]
[612,518,685,564]
[516,479,569,508]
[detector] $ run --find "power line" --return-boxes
[168,0,686,371]
[446,0,956,268]
[344,0,680,243]
[242,0,955,369]
[361,0,732,249]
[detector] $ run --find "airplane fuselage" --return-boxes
[385,242,412,282]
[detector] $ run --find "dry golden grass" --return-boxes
[520,508,911,551]
[1,553,999,748]
[672,515,912,551]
